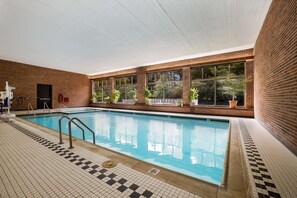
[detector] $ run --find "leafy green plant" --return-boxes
[111,89,120,103]
[144,88,152,105]
[91,92,99,103]
[189,88,199,101]
[220,77,244,101]
[104,96,110,103]
[144,88,152,98]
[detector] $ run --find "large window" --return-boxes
[92,79,110,102]
[191,62,245,106]
[147,70,183,104]
[115,75,137,103]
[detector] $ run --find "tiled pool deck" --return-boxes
[0,119,202,198]
[1,109,296,198]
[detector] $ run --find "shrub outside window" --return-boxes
[92,79,110,103]
[147,70,183,105]
[191,62,245,106]
[115,75,137,104]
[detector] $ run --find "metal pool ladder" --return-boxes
[59,103,69,113]
[27,103,36,117]
[43,102,52,115]
[58,116,95,149]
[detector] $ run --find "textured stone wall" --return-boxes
[254,0,297,154]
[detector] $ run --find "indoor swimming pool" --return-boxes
[21,111,230,185]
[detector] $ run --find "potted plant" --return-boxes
[221,77,244,108]
[144,88,152,105]
[111,89,120,104]
[189,88,199,107]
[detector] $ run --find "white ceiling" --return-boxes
[0,0,272,75]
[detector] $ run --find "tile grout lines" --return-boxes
[8,122,153,198]
[239,119,281,198]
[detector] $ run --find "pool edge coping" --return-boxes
[12,108,248,197]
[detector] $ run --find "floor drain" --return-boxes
[102,160,117,168]
[148,168,160,175]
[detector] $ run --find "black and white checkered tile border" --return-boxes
[9,122,153,198]
[239,120,281,198]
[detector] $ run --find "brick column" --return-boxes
[109,77,114,99]
[182,67,191,106]
[245,60,254,108]
[137,69,146,104]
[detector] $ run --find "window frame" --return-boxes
[92,78,110,103]
[147,69,183,105]
[191,62,245,107]
[114,75,137,104]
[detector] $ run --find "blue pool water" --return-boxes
[21,111,229,185]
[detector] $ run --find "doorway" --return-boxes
[37,84,52,109]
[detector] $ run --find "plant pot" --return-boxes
[229,100,238,108]
[190,102,195,107]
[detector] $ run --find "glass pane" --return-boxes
[132,76,137,84]
[147,73,154,83]
[159,73,168,83]
[216,79,244,106]
[126,77,131,84]
[174,70,182,81]
[191,67,202,80]
[230,63,244,76]
[216,80,232,106]
[167,71,174,81]
[151,83,164,99]
[120,78,126,85]
[126,85,137,100]
[194,80,215,105]
[166,82,182,99]
[115,79,120,86]
[94,81,99,89]
[94,89,101,102]
[155,73,162,82]
[103,88,110,99]
[203,66,215,79]
[117,86,125,102]
[216,65,229,78]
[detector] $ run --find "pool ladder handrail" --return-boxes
[58,116,85,144]
[58,116,96,149]
[27,103,36,117]
[43,102,52,115]
[59,103,69,113]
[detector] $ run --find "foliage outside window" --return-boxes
[191,62,245,106]
[92,79,110,103]
[147,70,183,105]
[115,75,137,104]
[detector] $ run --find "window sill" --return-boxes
[192,105,249,109]
[114,102,136,105]
[148,103,180,107]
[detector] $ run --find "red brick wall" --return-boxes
[91,103,254,118]
[90,49,255,117]
[254,0,297,154]
[0,59,91,109]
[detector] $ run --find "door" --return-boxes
[37,84,52,109]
